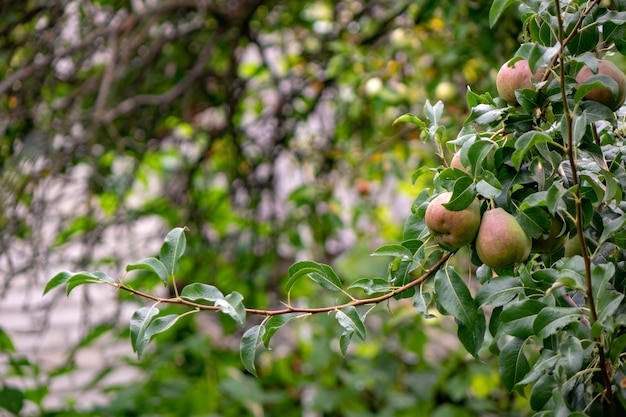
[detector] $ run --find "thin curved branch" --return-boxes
[115,251,453,317]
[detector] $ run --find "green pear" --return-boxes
[425,192,481,250]
[475,208,531,269]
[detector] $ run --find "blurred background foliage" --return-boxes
[1,0,528,415]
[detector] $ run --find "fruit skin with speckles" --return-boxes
[475,208,531,269]
[424,192,481,250]
[496,59,546,105]
[575,60,626,111]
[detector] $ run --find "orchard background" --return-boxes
[2,0,626,416]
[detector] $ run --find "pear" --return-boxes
[575,60,626,111]
[496,59,545,105]
[425,192,481,250]
[475,208,531,269]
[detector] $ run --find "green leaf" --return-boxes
[475,277,522,307]
[370,244,413,259]
[130,306,159,357]
[285,261,343,294]
[44,271,116,296]
[240,324,266,376]
[574,75,620,104]
[499,337,530,392]
[558,335,583,377]
[517,207,551,239]
[489,0,519,28]
[348,278,390,295]
[0,385,24,415]
[215,292,246,325]
[570,112,587,147]
[500,299,547,339]
[339,331,353,356]
[423,99,443,126]
[434,266,477,327]
[393,113,427,130]
[335,306,366,341]
[159,227,187,277]
[180,283,225,303]
[515,349,559,387]
[476,171,502,199]
[413,289,435,318]
[533,307,583,339]
[457,310,486,358]
[262,314,297,348]
[511,131,553,171]
[126,257,169,286]
[599,215,626,245]
[443,176,476,211]
[66,271,116,295]
[43,271,73,296]
[0,328,15,352]
[593,263,624,326]
[140,314,182,354]
[530,374,557,411]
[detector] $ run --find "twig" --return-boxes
[554,0,615,413]
[113,252,453,317]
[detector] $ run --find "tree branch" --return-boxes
[115,251,453,317]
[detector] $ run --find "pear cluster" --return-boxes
[425,193,533,269]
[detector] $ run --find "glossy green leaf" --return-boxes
[517,207,551,239]
[348,278,390,295]
[285,261,343,294]
[530,374,557,411]
[594,263,624,326]
[126,257,169,285]
[499,337,530,392]
[180,283,225,303]
[434,266,477,327]
[457,310,486,358]
[533,307,583,339]
[335,306,366,341]
[515,349,559,387]
[476,171,502,199]
[443,176,476,211]
[339,330,353,357]
[511,131,553,171]
[66,271,116,295]
[262,314,297,348]
[500,299,547,339]
[240,324,266,376]
[557,335,583,376]
[489,0,519,27]
[574,75,619,104]
[159,227,187,277]
[138,314,182,358]
[599,215,626,245]
[130,306,159,358]
[43,271,73,296]
[215,292,246,325]
[413,289,435,318]
[475,277,522,307]
[370,244,413,259]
